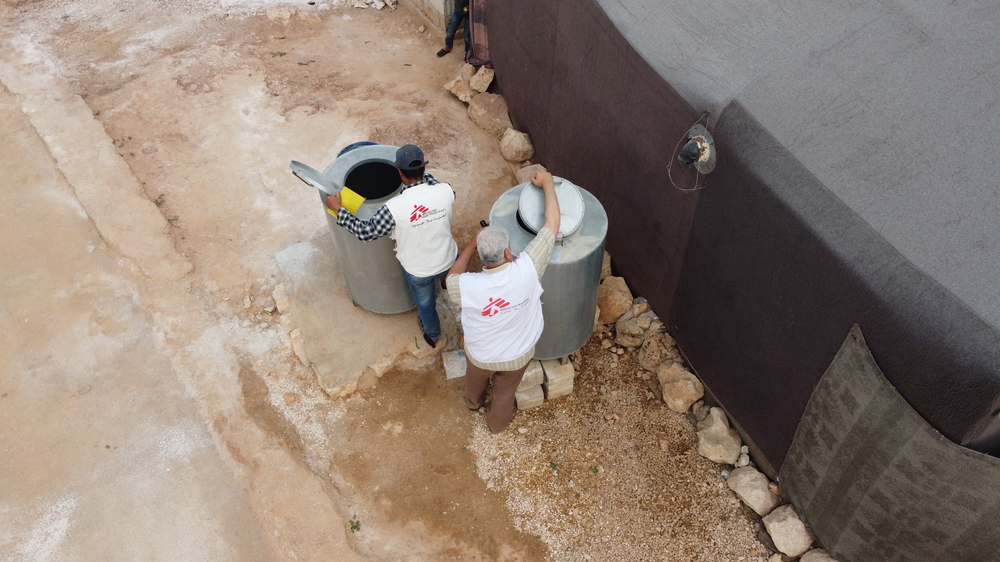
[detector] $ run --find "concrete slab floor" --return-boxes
[1,0,523,560]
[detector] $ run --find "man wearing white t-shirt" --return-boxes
[326,144,457,348]
[447,171,560,433]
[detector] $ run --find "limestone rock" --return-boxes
[727,466,780,516]
[297,10,323,23]
[636,316,652,330]
[516,163,546,185]
[600,251,611,280]
[657,363,704,413]
[289,328,309,367]
[614,316,645,347]
[469,66,495,92]
[695,407,741,464]
[800,549,839,562]
[444,77,476,103]
[597,276,632,324]
[763,505,814,558]
[736,452,750,467]
[500,128,535,163]
[631,301,649,316]
[638,330,678,371]
[691,399,708,420]
[457,63,476,82]
[267,6,296,21]
[273,283,290,313]
[468,93,513,136]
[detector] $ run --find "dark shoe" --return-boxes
[436,48,451,57]
[423,332,438,348]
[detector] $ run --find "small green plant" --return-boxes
[460,445,468,452]
[550,462,559,470]
[167,215,180,226]
[154,194,166,207]
[349,516,361,533]
[590,466,600,474]
[270,51,287,57]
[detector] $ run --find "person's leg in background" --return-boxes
[437,2,467,57]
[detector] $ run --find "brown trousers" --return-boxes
[463,359,528,433]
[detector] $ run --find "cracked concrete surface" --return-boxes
[0,0,522,560]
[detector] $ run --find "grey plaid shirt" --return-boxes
[335,173,441,241]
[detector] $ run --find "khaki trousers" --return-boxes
[463,359,528,433]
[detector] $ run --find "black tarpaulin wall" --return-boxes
[488,0,1000,472]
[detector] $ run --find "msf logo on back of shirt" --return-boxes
[410,204,430,222]
[482,297,510,317]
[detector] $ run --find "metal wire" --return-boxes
[666,112,711,192]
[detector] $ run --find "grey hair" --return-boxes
[477,226,510,266]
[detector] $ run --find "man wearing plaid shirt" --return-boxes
[325,145,458,348]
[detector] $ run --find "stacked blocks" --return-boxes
[515,360,545,410]
[541,358,575,399]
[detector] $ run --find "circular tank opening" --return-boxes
[344,162,401,199]
[516,209,538,235]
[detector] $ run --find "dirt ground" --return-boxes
[0,0,769,560]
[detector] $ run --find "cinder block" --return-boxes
[541,358,575,384]
[518,360,544,391]
[516,384,544,410]
[543,378,573,400]
[442,350,467,379]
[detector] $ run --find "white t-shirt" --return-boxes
[384,182,457,277]
[458,253,545,364]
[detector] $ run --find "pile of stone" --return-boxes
[595,259,840,562]
[346,0,397,10]
[444,64,537,167]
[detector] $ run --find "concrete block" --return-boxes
[541,358,575,384]
[516,384,544,410]
[518,360,544,390]
[442,350,467,379]
[543,378,573,400]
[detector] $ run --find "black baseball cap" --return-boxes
[395,144,428,171]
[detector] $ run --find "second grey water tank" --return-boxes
[489,177,608,359]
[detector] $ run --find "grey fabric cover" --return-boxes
[783,325,1000,562]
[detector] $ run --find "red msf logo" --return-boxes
[410,204,430,222]
[482,297,510,317]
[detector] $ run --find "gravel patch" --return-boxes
[471,333,771,562]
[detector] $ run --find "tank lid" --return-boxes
[516,177,585,241]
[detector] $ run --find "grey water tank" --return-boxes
[489,177,608,359]
[290,144,415,314]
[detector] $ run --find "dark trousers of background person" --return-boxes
[444,3,470,57]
